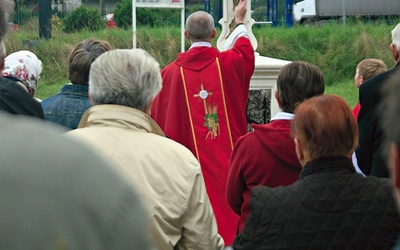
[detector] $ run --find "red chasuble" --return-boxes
[151,37,255,245]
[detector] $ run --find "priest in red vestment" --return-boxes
[150,0,255,246]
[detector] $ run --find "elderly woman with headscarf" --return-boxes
[2,50,42,98]
[0,47,44,118]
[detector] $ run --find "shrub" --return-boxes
[52,6,67,19]
[62,5,106,33]
[186,4,204,15]
[11,5,38,25]
[114,0,132,29]
[114,0,181,29]
[52,15,63,28]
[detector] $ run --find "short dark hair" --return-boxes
[277,61,325,113]
[68,38,111,85]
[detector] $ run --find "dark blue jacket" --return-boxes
[41,84,90,129]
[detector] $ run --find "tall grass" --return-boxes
[4,18,399,107]
[253,20,396,85]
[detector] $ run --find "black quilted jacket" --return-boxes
[233,156,400,250]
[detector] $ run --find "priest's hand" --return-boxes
[235,0,247,25]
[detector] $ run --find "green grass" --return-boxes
[5,18,399,106]
[325,80,359,108]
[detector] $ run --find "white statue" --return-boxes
[216,0,291,119]
[217,0,258,51]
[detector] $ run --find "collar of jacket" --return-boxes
[299,156,356,180]
[59,84,89,97]
[78,104,165,137]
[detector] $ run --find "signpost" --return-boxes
[133,0,185,52]
[39,0,52,39]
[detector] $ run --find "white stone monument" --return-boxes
[217,0,290,121]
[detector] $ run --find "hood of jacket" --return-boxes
[252,119,301,169]
[175,47,219,71]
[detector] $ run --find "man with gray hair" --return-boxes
[150,0,255,246]
[66,48,224,249]
[356,22,400,177]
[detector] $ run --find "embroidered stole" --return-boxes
[180,58,234,164]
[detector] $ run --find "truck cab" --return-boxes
[293,0,316,23]
[293,0,400,24]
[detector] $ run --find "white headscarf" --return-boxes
[2,50,43,96]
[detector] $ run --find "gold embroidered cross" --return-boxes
[194,84,220,139]
[194,84,213,114]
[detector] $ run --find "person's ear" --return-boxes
[294,138,305,166]
[184,30,190,40]
[390,142,400,188]
[144,96,156,115]
[211,28,216,39]
[359,75,364,84]
[275,90,282,108]
[390,43,400,62]
[88,90,94,106]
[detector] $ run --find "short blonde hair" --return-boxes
[356,58,387,81]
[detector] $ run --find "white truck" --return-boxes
[293,0,400,23]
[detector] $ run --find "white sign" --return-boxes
[135,0,184,8]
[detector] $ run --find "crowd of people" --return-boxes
[1,0,400,248]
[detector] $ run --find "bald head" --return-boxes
[185,11,215,41]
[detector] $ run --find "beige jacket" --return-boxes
[66,105,224,250]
